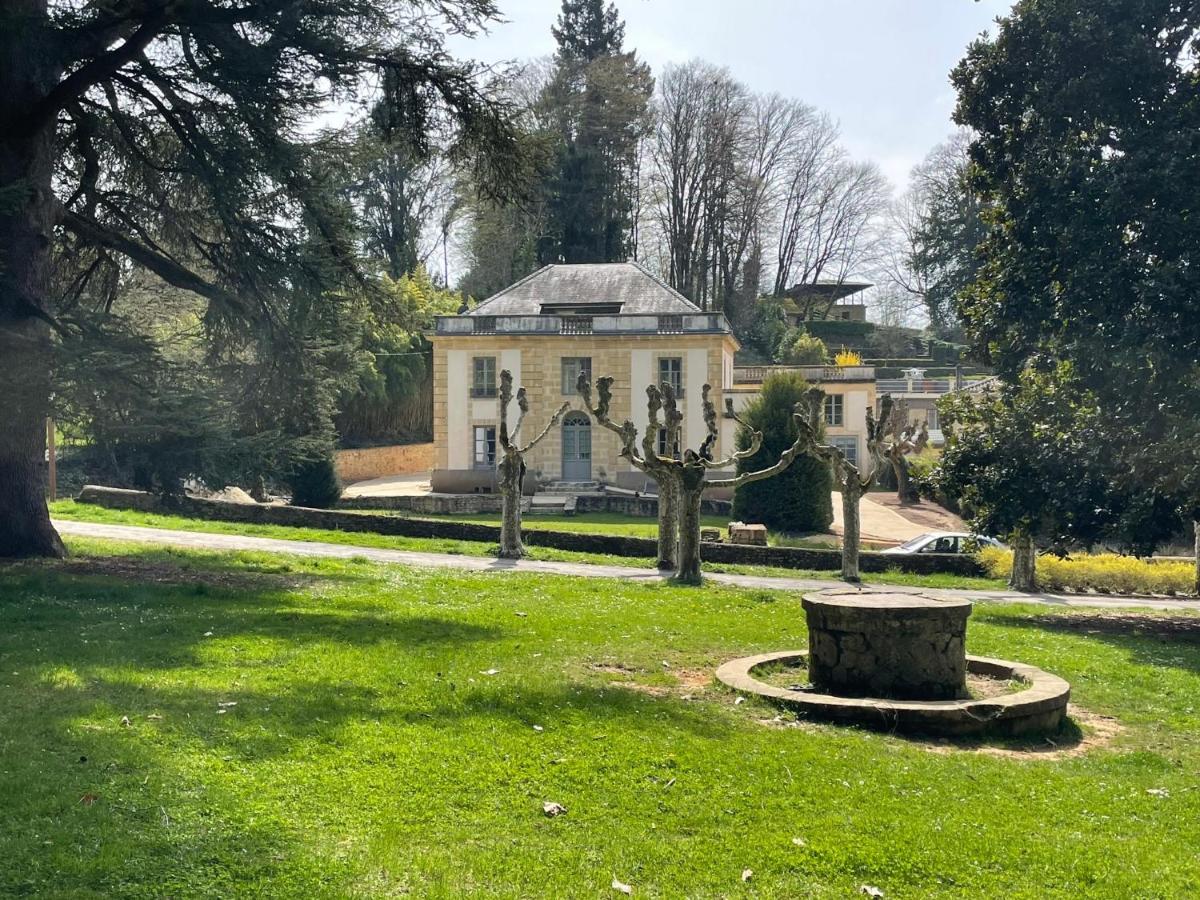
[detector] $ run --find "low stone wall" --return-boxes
[75,485,984,577]
[341,491,731,518]
[335,442,434,483]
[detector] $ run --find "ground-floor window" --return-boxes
[473,425,496,469]
[829,435,858,468]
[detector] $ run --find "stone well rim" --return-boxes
[716,650,1071,734]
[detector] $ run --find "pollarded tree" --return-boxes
[881,400,928,505]
[579,375,808,584]
[0,0,519,559]
[497,370,568,560]
[578,374,682,569]
[796,390,893,582]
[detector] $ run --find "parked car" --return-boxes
[879,532,1006,556]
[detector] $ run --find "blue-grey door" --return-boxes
[561,412,592,481]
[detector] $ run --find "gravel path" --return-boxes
[54,519,1200,612]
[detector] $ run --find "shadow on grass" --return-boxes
[998,611,1200,674]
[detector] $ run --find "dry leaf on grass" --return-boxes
[741,868,753,882]
[860,886,884,898]
[611,877,632,894]
[542,801,566,817]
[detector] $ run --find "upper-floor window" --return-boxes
[656,427,680,459]
[472,356,497,398]
[473,425,497,469]
[561,357,592,395]
[659,356,683,398]
[824,394,844,427]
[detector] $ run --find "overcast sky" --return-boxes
[450,0,1015,191]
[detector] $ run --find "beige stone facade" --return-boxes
[431,331,738,486]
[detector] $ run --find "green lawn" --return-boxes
[1,539,1198,897]
[49,500,1009,592]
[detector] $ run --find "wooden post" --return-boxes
[46,417,56,501]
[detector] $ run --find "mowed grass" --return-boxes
[49,500,1009,591]
[1,539,1199,897]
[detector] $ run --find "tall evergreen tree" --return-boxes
[552,0,625,64]
[540,0,652,264]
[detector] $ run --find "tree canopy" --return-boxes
[0,0,521,556]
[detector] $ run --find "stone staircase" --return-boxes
[540,481,601,495]
[528,494,578,516]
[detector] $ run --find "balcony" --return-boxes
[876,378,955,395]
[434,313,731,336]
[732,364,876,384]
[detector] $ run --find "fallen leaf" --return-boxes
[791,837,806,847]
[217,701,237,709]
[203,631,214,637]
[515,612,528,617]
[542,801,566,817]
[79,793,99,806]
[742,869,753,882]
[734,697,745,706]
[481,669,500,676]
[146,714,163,721]
[1147,788,1170,798]
[532,725,544,733]
[611,877,632,895]
[119,716,131,727]
[860,886,884,898]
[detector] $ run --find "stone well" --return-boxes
[716,589,1071,736]
[802,591,973,700]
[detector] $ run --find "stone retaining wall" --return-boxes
[340,491,732,518]
[75,485,984,577]
[334,443,434,483]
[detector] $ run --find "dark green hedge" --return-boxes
[731,373,833,533]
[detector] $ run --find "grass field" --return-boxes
[49,500,1009,592]
[1,539,1199,897]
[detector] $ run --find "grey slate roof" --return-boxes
[467,263,700,316]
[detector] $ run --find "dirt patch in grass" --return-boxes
[916,706,1124,760]
[590,662,714,698]
[752,704,1123,759]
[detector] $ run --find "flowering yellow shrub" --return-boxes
[834,347,862,366]
[978,547,1196,596]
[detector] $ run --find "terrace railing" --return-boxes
[434,313,730,336]
[732,364,876,384]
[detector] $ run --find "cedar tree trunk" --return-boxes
[0,3,66,558]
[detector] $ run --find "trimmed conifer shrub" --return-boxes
[289,456,343,509]
[731,373,833,533]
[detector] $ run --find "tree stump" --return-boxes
[802,592,972,700]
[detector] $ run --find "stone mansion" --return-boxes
[430,263,877,493]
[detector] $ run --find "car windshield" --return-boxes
[896,536,930,551]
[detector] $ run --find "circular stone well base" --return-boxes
[716,651,1070,737]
